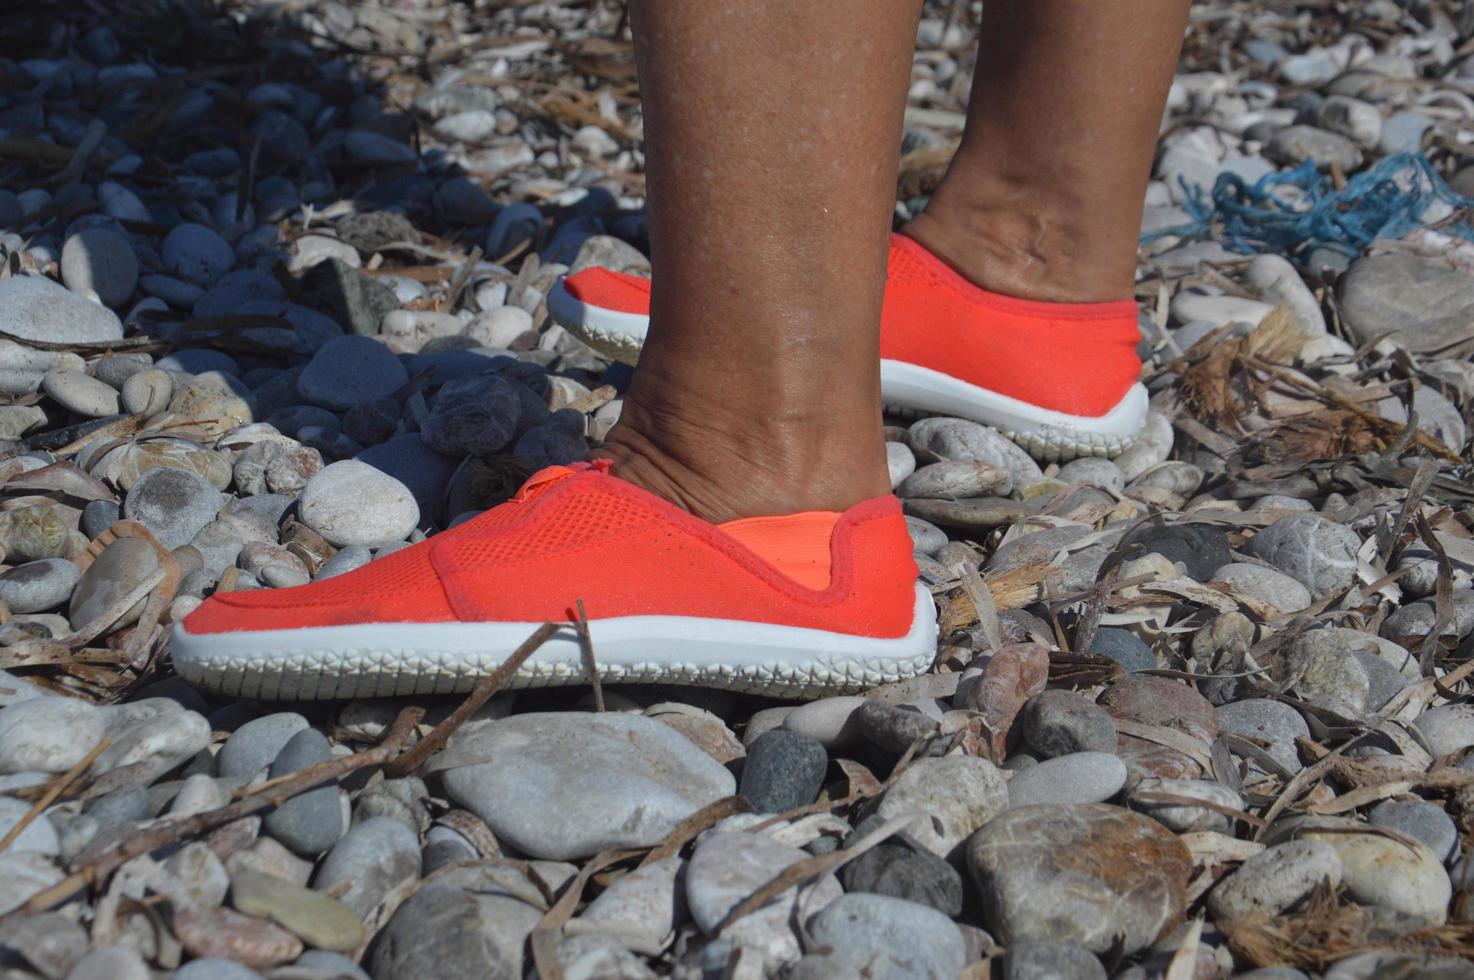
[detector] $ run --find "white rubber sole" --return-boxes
[549,280,1146,462]
[170,584,938,700]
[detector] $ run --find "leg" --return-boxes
[595,0,922,523]
[905,0,1190,303]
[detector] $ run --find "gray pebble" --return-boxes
[313,815,422,918]
[0,558,79,613]
[1245,514,1362,599]
[263,728,345,856]
[41,369,120,417]
[60,228,138,308]
[299,460,419,548]
[1003,942,1107,980]
[1005,752,1128,808]
[839,841,963,917]
[216,712,309,778]
[1088,628,1156,673]
[162,222,235,285]
[123,467,222,550]
[1369,798,1458,863]
[738,728,827,814]
[806,893,965,980]
[0,275,124,344]
[1020,690,1118,758]
[297,335,409,411]
[120,368,173,416]
[1217,699,1310,775]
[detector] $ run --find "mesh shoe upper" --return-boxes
[182,465,918,638]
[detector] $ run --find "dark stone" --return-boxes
[336,211,421,253]
[1087,628,1156,674]
[264,729,344,857]
[1121,523,1231,581]
[738,729,828,814]
[420,376,522,456]
[1019,690,1118,759]
[299,257,400,337]
[853,700,940,755]
[86,786,150,827]
[1003,942,1107,980]
[81,499,120,539]
[838,842,964,917]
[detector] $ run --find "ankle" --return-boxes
[591,380,891,524]
[904,187,1137,304]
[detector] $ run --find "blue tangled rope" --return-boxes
[1146,151,1474,259]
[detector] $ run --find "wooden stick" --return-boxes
[575,599,604,713]
[382,622,558,778]
[0,738,110,853]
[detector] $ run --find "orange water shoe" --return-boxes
[171,461,936,700]
[548,233,1147,461]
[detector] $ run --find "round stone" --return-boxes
[369,878,542,980]
[1369,799,1459,863]
[1413,704,1474,758]
[299,461,419,548]
[874,754,1008,859]
[907,417,1043,486]
[1338,253,1474,354]
[1098,676,1220,745]
[738,729,828,814]
[1245,515,1362,599]
[1019,690,1118,758]
[1276,819,1452,923]
[1211,562,1314,613]
[297,335,409,411]
[0,697,106,774]
[898,460,1013,499]
[887,441,916,489]
[1217,699,1310,776]
[1003,943,1107,980]
[685,830,841,964]
[263,729,345,857]
[0,275,124,344]
[420,375,522,456]
[313,816,422,919]
[354,434,456,529]
[1128,777,1242,834]
[68,536,160,628]
[905,516,947,556]
[1121,523,1231,581]
[1087,628,1156,673]
[838,841,964,917]
[781,696,868,749]
[41,369,120,417]
[120,369,173,417]
[123,467,222,550]
[805,893,965,980]
[1207,839,1344,921]
[0,558,80,613]
[162,222,235,285]
[1055,458,1125,494]
[440,712,736,860]
[0,796,60,854]
[966,803,1191,954]
[60,228,138,308]
[1004,752,1128,808]
[217,712,310,778]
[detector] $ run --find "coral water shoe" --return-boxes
[548,233,1147,461]
[172,462,937,700]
